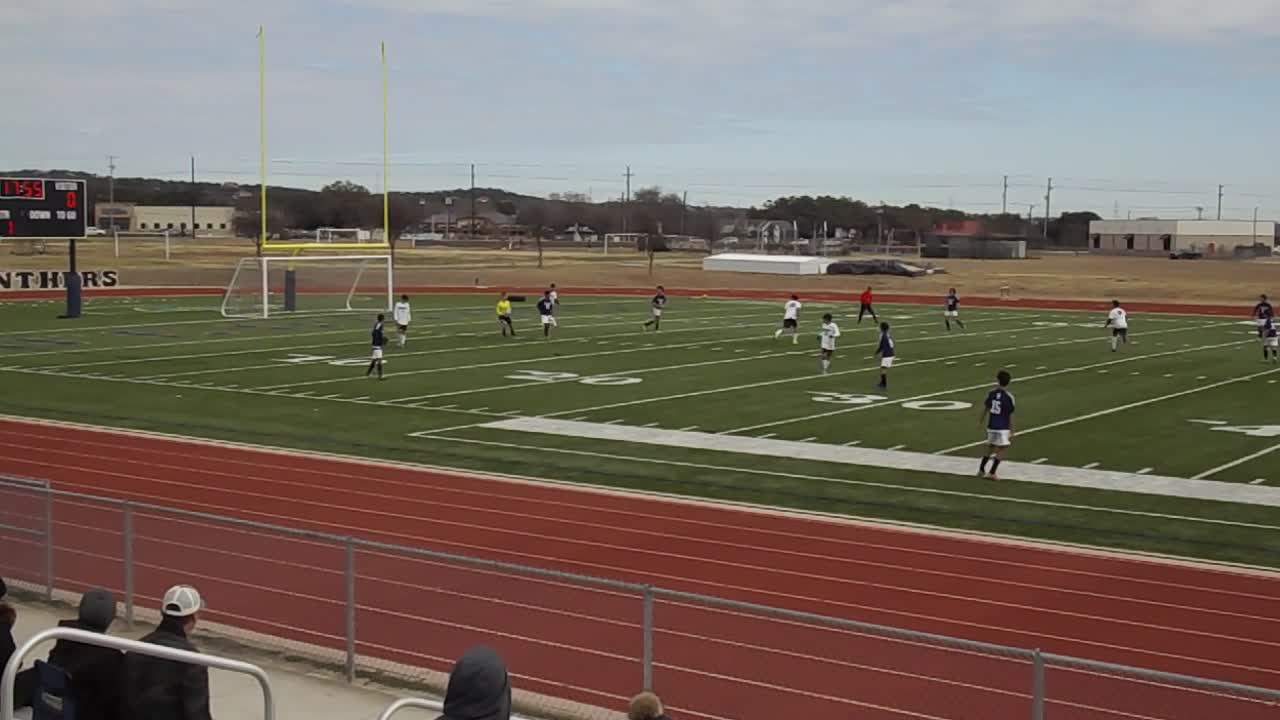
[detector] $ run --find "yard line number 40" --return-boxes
[809,392,972,411]
[507,370,643,386]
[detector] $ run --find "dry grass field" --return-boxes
[4,236,1277,304]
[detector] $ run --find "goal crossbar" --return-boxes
[220,254,394,318]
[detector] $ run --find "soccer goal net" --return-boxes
[220,255,394,318]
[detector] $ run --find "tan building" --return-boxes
[95,203,236,235]
[1088,219,1276,257]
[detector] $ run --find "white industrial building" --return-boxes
[1088,219,1276,257]
[95,202,236,235]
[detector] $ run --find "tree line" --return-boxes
[5,170,1102,246]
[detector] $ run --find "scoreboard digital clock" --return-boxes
[0,177,87,238]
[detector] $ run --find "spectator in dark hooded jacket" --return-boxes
[628,691,673,720]
[437,646,511,720]
[121,584,213,720]
[0,578,16,674]
[14,587,124,720]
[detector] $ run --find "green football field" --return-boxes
[1,293,1278,567]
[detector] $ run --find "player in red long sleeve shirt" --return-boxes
[858,286,878,324]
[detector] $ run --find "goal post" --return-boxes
[220,254,394,318]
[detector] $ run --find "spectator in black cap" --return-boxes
[437,646,511,720]
[14,587,124,720]
[0,578,16,673]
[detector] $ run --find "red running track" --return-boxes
[1,417,1279,720]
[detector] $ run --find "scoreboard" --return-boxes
[0,177,88,238]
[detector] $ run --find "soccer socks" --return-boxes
[945,319,951,331]
[543,324,550,337]
[792,334,798,345]
[398,334,406,348]
[821,358,830,374]
[979,455,1001,477]
[878,372,887,388]
[774,328,783,339]
[366,360,378,377]
[956,319,965,329]
[1111,336,1119,352]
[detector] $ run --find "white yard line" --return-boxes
[727,330,1242,436]
[139,317,773,380]
[388,345,813,402]
[544,321,1158,421]
[483,418,1280,508]
[416,431,1280,522]
[0,366,510,420]
[1193,443,1280,481]
[260,331,776,392]
[43,309,768,370]
[6,303,781,363]
[940,366,1280,455]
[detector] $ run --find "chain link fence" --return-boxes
[2,475,1278,720]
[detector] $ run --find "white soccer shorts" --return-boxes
[944,311,959,318]
[880,356,895,368]
[986,430,1012,447]
[541,315,557,326]
[652,308,663,318]
[371,347,384,360]
[1266,337,1279,348]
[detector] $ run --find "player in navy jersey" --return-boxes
[978,370,1015,480]
[1262,317,1278,362]
[366,314,388,380]
[943,289,965,331]
[1255,295,1274,339]
[536,291,557,337]
[643,286,667,331]
[873,322,895,390]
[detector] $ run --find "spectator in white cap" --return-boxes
[121,584,213,720]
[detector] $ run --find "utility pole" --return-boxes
[1001,175,1008,215]
[469,163,476,239]
[1195,206,1204,220]
[190,155,197,239]
[107,155,118,204]
[1043,177,1053,243]
[1216,184,1224,220]
[1026,203,1037,240]
[622,165,633,234]
[681,190,688,235]
[1252,206,1259,244]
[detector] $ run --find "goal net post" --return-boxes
[220,254,394,318]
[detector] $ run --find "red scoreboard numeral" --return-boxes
[66,192,77,209]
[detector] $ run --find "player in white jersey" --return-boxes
[392,294,412,348]
[774,294,802,344]
[1104,300,1128,352]
[549,283,560,306]
[818,313,840,374]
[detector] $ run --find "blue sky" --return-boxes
[5,0,1280,218]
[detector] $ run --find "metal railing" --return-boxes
[1,627,274,720]
[2,476,1278,720]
